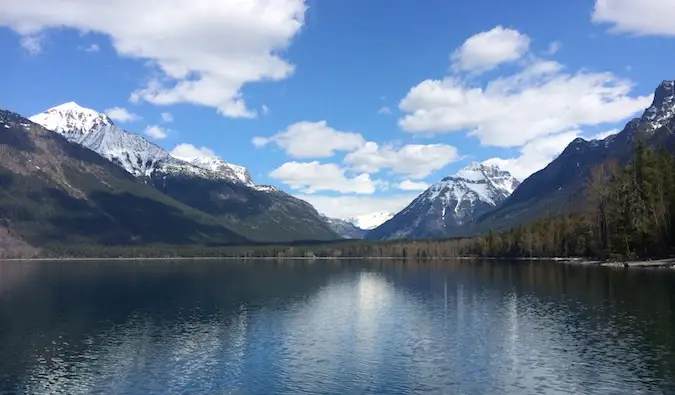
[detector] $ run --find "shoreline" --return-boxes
[1,255,674,268]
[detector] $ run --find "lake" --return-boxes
[1,259,674,394]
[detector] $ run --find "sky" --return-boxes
[0,0,674,219]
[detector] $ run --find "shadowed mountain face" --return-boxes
[465,80,675,235]
[0,109,248,247]
[149,173,339,242]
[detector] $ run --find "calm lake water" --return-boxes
[1,259,675,394]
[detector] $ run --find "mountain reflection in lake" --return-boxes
[1,259,674,394]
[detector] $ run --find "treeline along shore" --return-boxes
[5,143,675,262]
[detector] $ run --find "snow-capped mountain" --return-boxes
[29,103,254,184]
[28,102,113,141]
[366,163,520,240]
[346,211,394,230]
[643,80,674,132]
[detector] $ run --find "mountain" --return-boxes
[367,163,519,240]
[322,216,367,239]
[28,101,113,141]
[150,173,338,242]
[29,102,251,183]
[468,80,675,235]
[0,109,247,249]
[29,102,338,242]
[346,211,394,230]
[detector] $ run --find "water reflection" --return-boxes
[0,259,674,394]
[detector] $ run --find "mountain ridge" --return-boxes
[29,103,255,184]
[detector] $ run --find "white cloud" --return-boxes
[591,128,620,140]
[144,125,168,140]
[0,0,307,117]
[20,35,42,54]
[377,106,392,115]
[483,130,581,181]
[170,144,215,161]
[253,121,365,158]
[344,142,459,179]
[105,107,141,123]
[593,0,675,36]
[546,41,562,55]
[397,179,430,191]
[296,194,417,220]
[399,59,652,147]
[160,112,173,123]
[450,26,530,73]
[269,161,380,194]
[83,43,100,52]
[261,104,269,115]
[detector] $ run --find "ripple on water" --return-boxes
[1,260,674,394]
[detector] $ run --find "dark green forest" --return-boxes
[8,144,675,261]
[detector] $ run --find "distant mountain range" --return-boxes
[2,79,673,252]
[346,211,394,230]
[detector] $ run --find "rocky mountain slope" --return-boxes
[29,102,251,182]
[467,80,675,235]
[323,216,367,239]
[0,109,247,248]
[25,103,338,243]
[367,163,519,239]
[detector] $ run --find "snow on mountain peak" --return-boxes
[643,80,675,131]
[346,211,394,230]
[29,102,257,186]
[29,102,113,140]
[429,162,519,208]
[182,156,255,186]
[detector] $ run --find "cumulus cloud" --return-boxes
[0,0,307,117]
[253,121,365,158]
[593,0,675,36]
[144,125,168,140]
[170,144,215,161]
[161,112,173,123]
[105,107,141,123]
[83,43,100,52]
[450,26,530,73]
[397,179,430,191]
[344,142,460,179]
[296,194,417,220]
[377,106,392,115]
[399,59,652,147]
[269,161,381,194]
[20,35,42,54]
[483,130,582,181]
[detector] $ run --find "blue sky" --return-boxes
[0,0,673,219]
